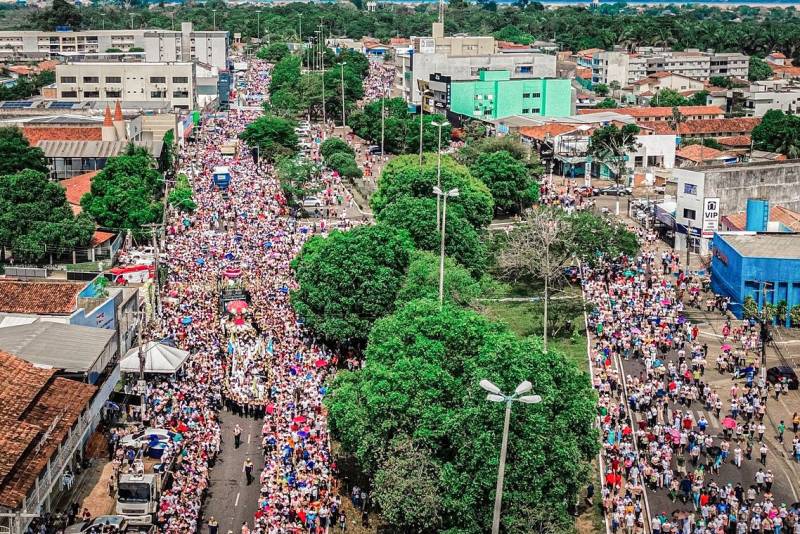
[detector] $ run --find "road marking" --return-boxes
[235,492,240,507]
[248,434,251,444]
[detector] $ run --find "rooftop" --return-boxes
[0,321,116,374]
[675,144,731,163]
[717,135,752,148]
[0,281,84,315]
[580,105,724,119]
[0,350,96,509]
[649,118,761,136]
[59,170,99,215]
[724,205,800,233]
[720,232,800,260]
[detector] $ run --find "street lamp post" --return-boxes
[431,121,449,230]
[129,13,135,30]
[480,379,542,534]
[433,186,459,307]
[340,62,347,127]
[256,10,261,41]
[417,90,431,166]
[101,13,106,30]
[380,85,386,158]
[212,9,217,31]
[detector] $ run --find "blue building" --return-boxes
[711,232,800,326]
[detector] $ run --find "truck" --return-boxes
[212,166,232,190]
[115,451,173,526]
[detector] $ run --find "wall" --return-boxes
[450,77,572,120]
[705,161,800,214]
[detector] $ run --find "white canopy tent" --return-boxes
[121,342,190,374]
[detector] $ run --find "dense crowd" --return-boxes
[583,229,800,534]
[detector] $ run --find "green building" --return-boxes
[449,70,574,120]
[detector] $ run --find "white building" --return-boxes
[727,80,800,117]
[396,23,556,104]
[592,48,749,86]
[0,22,227,69]
[55,62,196,110]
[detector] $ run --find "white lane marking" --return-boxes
[248,434,251,444]
[235,492,241,507]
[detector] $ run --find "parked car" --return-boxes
[302,196,323,208]
[575,185,598,197]
[367,145,382,155]
[767,366,799,390]
[598,185,632,196]
[65,515,127,533]
[119,428,172,449]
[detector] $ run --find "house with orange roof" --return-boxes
[675,144,738,167]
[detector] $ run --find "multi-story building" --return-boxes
[395,23,556,104]
[725,80,800,117]
[448,70,574,120]
[0,22,227,69]
[591,48,749,86]
[54,62,196,110]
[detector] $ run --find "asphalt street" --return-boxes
[201,408,264,534]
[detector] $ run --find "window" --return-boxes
[523,93,531,98]
[683,208,696,220]
[84,90,100,98]
[531,92,541,98]
[484,109,492,116]
[82,76,99,83]
[150,90,166,98]
[172,76,189,84]
[150,76,166,83]
[517,66,532,73]
[105,76,121,83]
[105,90,122,98]
[60,76,76,83]
[522,108,530,114]
[173,90,189,98]
[62,90,78,98]
[683,183,697,195]
[531,108,540,114]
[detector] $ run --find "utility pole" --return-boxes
[380,86,385,158]
[340,62,347,127]
[136,310,146,418]
[142,223,162,318]
[760,283,769,383]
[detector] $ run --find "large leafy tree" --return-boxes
[80,148,163,236]
[291,224,415,343]
[0,170,94,264]
[33,0,82,30]
[377,196,487,276]
[0,128,48,176]
[566,211,640,265]
[239,114,299,162]
[326,298,598,532]
[395,250,497,307]
[276,157,321,207]
[257,42,290,63]
[371,154,494,228]
[751,109,800,159]
[269,55,302,94]
[748,56,774,82]
[457,134,531,166]
[469,150,538,214]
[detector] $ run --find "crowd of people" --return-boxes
[583,228,800,533]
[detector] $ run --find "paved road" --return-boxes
[201,408,264,534]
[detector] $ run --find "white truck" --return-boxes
[115,453,172,526]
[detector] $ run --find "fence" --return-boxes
[4,267,48,278]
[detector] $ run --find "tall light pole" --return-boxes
[212,9,217,31]
[129,13,135,30]
[170,11,175,32]
[321,35,326,136]
[480,379,542,534]
[340,62,347,127]
[431,120,449,230]
[380,86,386,158]
[101,13,106,30]
[433,186,458,307]
[418,89,431,166]
[256,10,261,41]
[298,13,303,43]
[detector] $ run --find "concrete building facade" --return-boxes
[55,62,196,109]
[591,48,749,86]
[0,23,227,69]
[395,23,556,104]
[449,70,574,120]
[726,81,800,117]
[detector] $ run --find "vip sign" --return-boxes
[702,197,720,238]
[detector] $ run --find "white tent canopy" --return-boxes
[121,342,190,374]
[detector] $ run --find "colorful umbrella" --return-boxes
[722,417,737,429]
[292,416,307,423]
[314,359,327,368]
[721,344,732,351]
[223,267,242,279]
[181,316,192,325]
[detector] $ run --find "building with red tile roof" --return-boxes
[0,280,84,316]
[580,105,724,123]
[717,136,752,148]
[649,117,761,138]
[58,170,99,215]
[722,205,800,233]
[675,144,737,165]
[0,350,96,512]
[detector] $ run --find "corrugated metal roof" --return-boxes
[36,139,159,158]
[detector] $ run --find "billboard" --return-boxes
[702,197,720,238]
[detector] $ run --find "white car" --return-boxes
[118,428,172,449]
[302,196,323,208]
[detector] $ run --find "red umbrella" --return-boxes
[292,416,307,423]
[226,300,248,314]
[314,359,327,368]
[722,417,737,429]
[721,344,732,351]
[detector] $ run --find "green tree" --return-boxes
[276,157,321,207]
[325,152,362,179]
[320,137,355,160]
[269,55,302,94]
[748,56,774,82]
[394,250,490,307]
[372,154,494,228]
[335,48,371,78]
[167,174,196,212]
[80,149,163,236]
[651,88,688,107]
[469,150,538,214]
[33,0,82,30]
[595,97,618,109]
[0,127,48,175]
[257,42,290,62]
[751,109,800,158]
[587,123,640,187]
[458,134,531,166]
[291,223,415,343]
[687,90,710,106]
[0,170,94,264]
[377,196,488,275]
[566,211,639,265]
[593,83,609,96]
[493,24,534,44]
[239,114,299,162]
[326,298,598,532]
